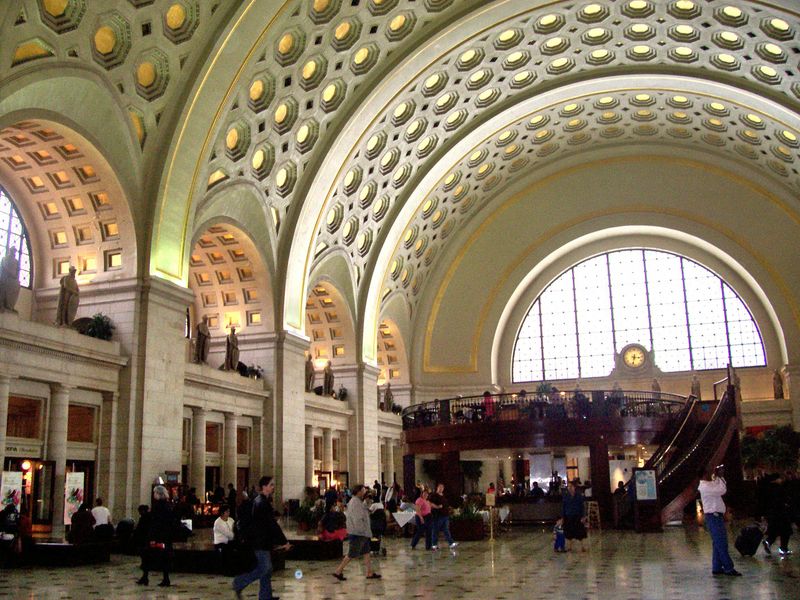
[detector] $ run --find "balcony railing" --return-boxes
[401,390,688,430]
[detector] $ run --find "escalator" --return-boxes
[627,381,739,525]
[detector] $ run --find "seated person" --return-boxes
[530,481,545,502]
[68,503,96,545]
[213,505,236,550]
[318,505,347,542]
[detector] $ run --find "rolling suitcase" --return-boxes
[735,524,763,556]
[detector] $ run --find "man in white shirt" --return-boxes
[91,498,112,528]
[698,466,741,577]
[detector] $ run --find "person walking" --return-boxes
[137,485,177,587]
[410,488,433,550]
[561,480,587,552]
[232,476,291,600]
[761,473,793,556]
[698,466,741,576]
[332,484,381,581]
[429,483,458,550]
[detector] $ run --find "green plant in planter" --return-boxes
[451,502,483,522]
[449,502,485,541]
[293,503,318,530]
[84,313,115,341]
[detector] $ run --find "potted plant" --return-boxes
[83,312,115,340]
[293,503,316,531]
[449,502,485,541]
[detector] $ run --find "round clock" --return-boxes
[622,344,647,369]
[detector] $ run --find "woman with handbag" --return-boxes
[137,485,177,587]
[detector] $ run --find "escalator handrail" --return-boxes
[658,385,735,488]
[645,395,698,471]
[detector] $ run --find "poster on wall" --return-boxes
[634,468,658,501]
[64,472,85,526]
[1,471,23,510]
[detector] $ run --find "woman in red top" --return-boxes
[411,489,433,550]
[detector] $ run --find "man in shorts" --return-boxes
[332,485,381,581]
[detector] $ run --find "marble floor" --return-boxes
[1,524,798,599]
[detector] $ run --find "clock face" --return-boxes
[622,345,647,369]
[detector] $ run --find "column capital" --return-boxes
[191,405,207,417]
[0,373,16,385]
[49,382,73,394]
[101,390,119,402]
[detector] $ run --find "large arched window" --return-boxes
[512,249,765,382]
[0,186,32,288]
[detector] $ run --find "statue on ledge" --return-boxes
[56,266,80,326]
[773,369,784,400]
[305,353,315,392]
[651,378,661,394]
[0,245,20,312]
[322,361,334,396]
[222,326,239,371]
[383,382,394,412]
[194,315,210,364]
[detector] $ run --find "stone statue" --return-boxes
[383,382,394,412]
[0,245,20,312]
[56,266,79,326]
[305,353,315,392]
[651,378,661,393]
[194,315,210,364]
[322,361,334,396]
[691,373,701,400]
[223,326,239,371]
[773,369,784,400]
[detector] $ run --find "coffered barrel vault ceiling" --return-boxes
[2,1,800,367]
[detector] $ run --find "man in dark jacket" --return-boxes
[232,476,291,600]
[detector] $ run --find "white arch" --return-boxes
[490,226,788,384]
[361,74,800,366]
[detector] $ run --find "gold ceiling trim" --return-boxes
[422,155,800,374]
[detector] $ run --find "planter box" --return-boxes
[450,518,485,541]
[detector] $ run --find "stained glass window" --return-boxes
[0,186,32,288]
[512,249,765,382]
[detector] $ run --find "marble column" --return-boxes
[48,383,70,538]
[782,364,800,430]
[385,438,395,485]
[223,412,238,490]
[191,407,207,496]
[0,374,13,471]
[98,391,118,515]
[305,425,314,487]
[322,428,333,475]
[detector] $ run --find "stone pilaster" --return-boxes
[191,407,207,495]
[136,278,193,504]
[322,427,333,474]
[347,363,380,485]
[782,364,800,430]
[250,415,262,482]
[385,438,395,485]
[261,330,307,504]
[97,391,118,516]
[47,383,70,538]
[223,412,238,489]
[305,424,314,486]
[0,374,13,470]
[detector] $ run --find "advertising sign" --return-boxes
[64,472,85,526]
[1,471,23,510]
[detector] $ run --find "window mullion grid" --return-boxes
[572,268,581,379]
[537,301,545,381]
[642,249,654,351]
[606,253,617,353]
[721,278,733,367]
[679,257,694,370]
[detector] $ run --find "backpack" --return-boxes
[235,498,254,542]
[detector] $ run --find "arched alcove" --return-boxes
[0,119,137,322]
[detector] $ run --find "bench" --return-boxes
[28,541,111,567]
[503,502,562,524]
[285,538,343,561]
